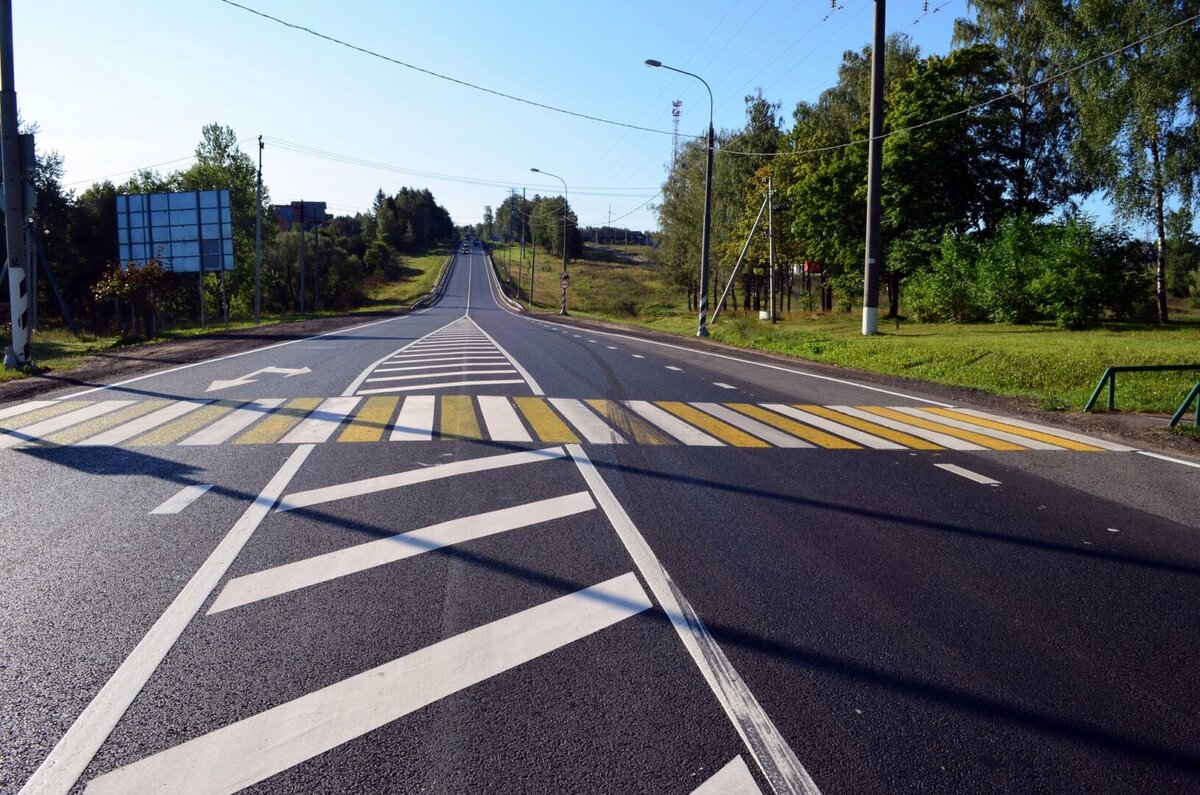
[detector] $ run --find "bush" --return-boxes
[906,233,983,323]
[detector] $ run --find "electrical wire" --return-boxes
[721,9,1200,159]
[217,0,683,139]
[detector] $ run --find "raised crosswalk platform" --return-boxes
[0,396,1134,451]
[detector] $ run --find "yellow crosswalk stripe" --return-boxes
[728,404,861,449]
[439,395,482,440]
[40,401,171,445]
[586,400,673,445]
[797,405,943,450]
[657,402,768,448]
[338,396,399,442]
[130,403,234,446]
[920,408,1103,451]
[233,398,323,445]
[514,397,579,443]
[0,400,90,431]
[856,406,1026,451]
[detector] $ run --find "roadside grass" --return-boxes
[0,328,118,383]
[363,248,451,308]
[489,242,1200,415]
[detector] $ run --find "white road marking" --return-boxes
[691,756,764,795]
[406,343,497,351]
[625,401,724,446]
[1136,450,1200,470]
[372,360,506,373]
[953,408,1136,452]
[211,492,595,613]
[934,463,1001,486]
[469,316,545,395]
[714,382,736,390]
[88,573,650,795]
[390,395,436,441]
[279,396,361,444]
[763,404,904,450]
[178,398,286,446]
[831,406,984,450]
[359,378,525,395]
[691,402,814,448]
[149,484,214,515]
[365,369,517,384]
[477,395,533,441]
[21,445,313,795]
[277,447,566,512]
[343,317,468,396]
[898,407,1064,450]
[77,400,211,446]
[606,346,618,350]
[567,445,820,795]
[549,398,627,444]
[632,354,646,359]
[0,400,134,448]
[0,400,57,421]
[666,365,683,371]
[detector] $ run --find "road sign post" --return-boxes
[559,272,569,317]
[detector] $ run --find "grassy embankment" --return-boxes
[490,242,1200,415]
[0,247,451,383]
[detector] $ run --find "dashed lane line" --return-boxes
[934,463,1001,486]
[149,484,214,515]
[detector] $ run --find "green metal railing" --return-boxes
[1084,365,1200,427]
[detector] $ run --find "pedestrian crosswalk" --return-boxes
[0,394,1134,452]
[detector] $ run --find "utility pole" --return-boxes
[298,201,306,314]
[1,0,30,367]
[254,135,263,323]
[313,224,320,313]
[520,187,526,264]
[861,0,885,335]
[768,175,776,324]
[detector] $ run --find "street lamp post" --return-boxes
[645,58,713,337]
[530,167,570,316]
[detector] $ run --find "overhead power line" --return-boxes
[217,0,686,139]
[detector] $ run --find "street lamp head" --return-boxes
[644,59,662,67]
[530,167,540,173]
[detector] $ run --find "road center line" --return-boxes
[566,444,821,795]
[209,491,596,613]
[20,445,314,795]
[276,446,566,512]
[934,463,1001,485]
[86,573,651,795]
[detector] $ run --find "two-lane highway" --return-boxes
[3,241,1198,793]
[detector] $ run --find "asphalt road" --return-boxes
[2,241,1198,794]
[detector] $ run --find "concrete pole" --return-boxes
[254,135,262,323]
[299,202,306,314]
[1,0,29,367]
[861,0,886,335]
[768,175,776,323]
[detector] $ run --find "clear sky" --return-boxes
[16,1,970,232]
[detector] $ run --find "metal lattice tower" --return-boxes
[671,100,682,162]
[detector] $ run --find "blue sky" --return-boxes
[17,1,974,232]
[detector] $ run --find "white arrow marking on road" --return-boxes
[205,366,311,393]
[86,573,652,795]
[691,757,763,794]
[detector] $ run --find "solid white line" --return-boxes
[934,463,1001,486]
[279,396,361,444]
[763,404,904,450]
[898,407,1064,450]
[277,446,566,512]
[210,492,595,613]
[21,445,313,795]
[87,573,650,795]
[549,398,626,444]
[78,400,211,446]
[65,315,406,401]
[468,316,545,396]
[714,382,736,390]
[831,406,984,450]
[390,395,435,441]
[691,402,814,448]
[359,378,525,395]
[477,395,533,442]
[666,365,682,371]
[625,401,724,446]
[179,398,287,446]
[0,401,135,449]
[1136,450,1200,470]
[149,484,214,515]
[566,445,820,795]
[953,408,1136,452]
[372,360,507,374]
[691,757,763,795]
[0,400,57,421]
[364,369,517,384]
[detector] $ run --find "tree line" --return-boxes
[656,0,1200,328]
[10,123,456,339]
